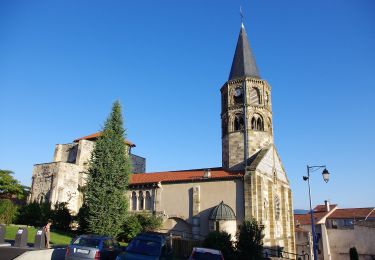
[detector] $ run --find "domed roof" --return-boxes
[209,201,236,221]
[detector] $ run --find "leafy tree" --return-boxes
[203,231,235,260]
[236,218,264,260]
[119,214,142,242]
[52,202,72,230]
[16,201,52,227]
[84,101,131,237]
[0,170,26,199]
[349,247,359,260]
[0,199,18,224]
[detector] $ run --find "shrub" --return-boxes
[52,202,72,230]
[349,247,359,260]
[118,213,163,242]
[118,214,142,242]
[203,231,235,260]
[236,218,264,260]
[0,199,18,224]
[136,213,163,232]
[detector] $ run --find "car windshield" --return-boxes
[72,237,101,248]
[193,252,222,260]
[126,238,161,256]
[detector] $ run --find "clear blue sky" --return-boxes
[1,0,374,209]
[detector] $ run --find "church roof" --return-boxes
[74,132,135,147]
[228,23,260,80]
[130,167,243,185]
[209,201,236,221]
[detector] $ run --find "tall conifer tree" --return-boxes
[84,101,131,237]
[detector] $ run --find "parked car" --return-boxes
[116,232,173,260]
[65,234,123,260]
[189,247,224,260]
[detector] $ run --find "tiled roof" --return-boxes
[130,167,243,185]
[74,132,135,147]
[294,212,329,226]
[328,208,375,219]
[314,204,337,213]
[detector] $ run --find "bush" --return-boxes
[0,199,18,224]
[136,213,163,232]
[118,214,142,242]
[236,218,264,260]
[17,201,72,230]
[77,203,89,234]
[118,213,163,242]
[52,202,72,230]
[203,231,235,260]
[349,247,359,260]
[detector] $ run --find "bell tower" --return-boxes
[221,23,274,170]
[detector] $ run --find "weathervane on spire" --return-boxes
[240,5,244,26]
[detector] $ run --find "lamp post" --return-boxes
[303,165,330,260]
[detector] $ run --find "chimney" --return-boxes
[325,200,330,212]
[203,169,211,178]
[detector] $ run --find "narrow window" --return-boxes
[139,191,144,210]
[145,191,152,210]
[251,117,256,130]
[234,114,244,131]
[257,117,263,131]
[132,191,137,211]
[250,87,261,105]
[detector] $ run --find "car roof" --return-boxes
[133,232,166,242]
[78,234,112,239]
[193,247,222,254]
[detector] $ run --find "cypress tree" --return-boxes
[84,100,131,237]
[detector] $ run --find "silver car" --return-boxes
[65,234,123,260]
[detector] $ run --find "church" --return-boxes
[29,22,295,254]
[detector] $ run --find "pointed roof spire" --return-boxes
[228,23,260,80]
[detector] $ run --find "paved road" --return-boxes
[0,247,34,260]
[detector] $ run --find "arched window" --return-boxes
[234,114,244,131]
[250,87,261,105]
[145,191,152,210]
[251,114,264,131]
[257,117,263,131]
[132,191,137,211]
[138,191,144,210]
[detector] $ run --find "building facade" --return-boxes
[28,132,145,214]
[295,201,375,260]
[127,23,295,255]
[28,22,295,255]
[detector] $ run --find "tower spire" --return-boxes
[228,20,260,80]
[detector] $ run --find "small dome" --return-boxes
[209,201,236,220]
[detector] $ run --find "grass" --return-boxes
[5,225,74,246]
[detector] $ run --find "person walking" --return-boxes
[44,219,52,248]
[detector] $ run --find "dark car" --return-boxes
[65,234,123,260]
[116,232,173,260]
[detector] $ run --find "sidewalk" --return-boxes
[14,248,66,260]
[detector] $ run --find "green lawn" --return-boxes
[5,225,74,246]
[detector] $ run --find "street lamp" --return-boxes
[303,165,330,260]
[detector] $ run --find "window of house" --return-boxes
[234,114,244,131]
[132,191,137,211]
[250,87,261,105]
[145,191,152,210]
[251,114,264,131]
[139,191,144,210]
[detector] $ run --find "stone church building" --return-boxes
[29,23,295,254]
